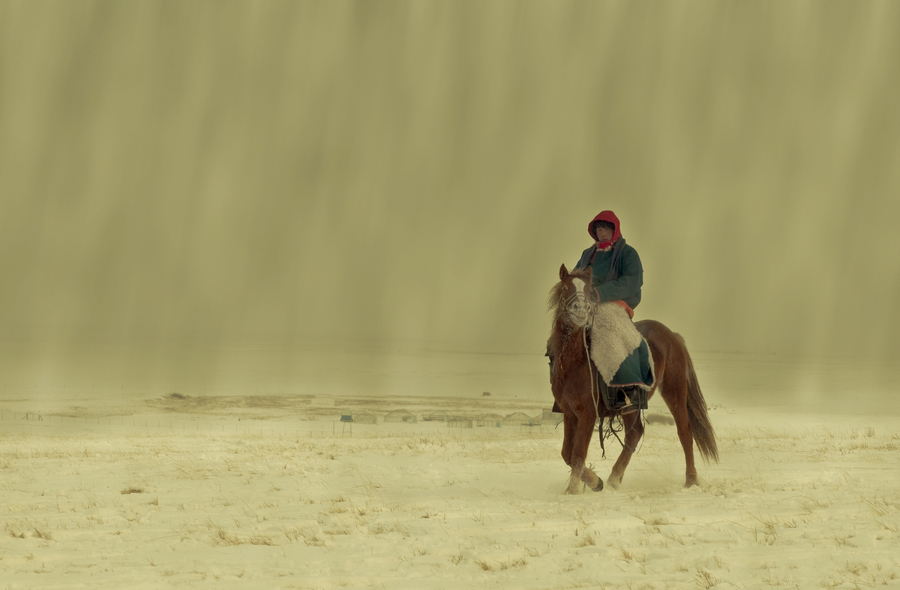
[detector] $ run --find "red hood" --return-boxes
[588,210,622,249]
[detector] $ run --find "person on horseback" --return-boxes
[576,210,642,310]
[549,210,650,413]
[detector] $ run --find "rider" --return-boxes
[549,210,647,412]
[576,210,642,311]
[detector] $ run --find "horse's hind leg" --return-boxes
[607,412,644,489]
[662,384,698,487]
[674,410,698,487]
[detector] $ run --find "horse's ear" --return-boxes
[559,264,568,280]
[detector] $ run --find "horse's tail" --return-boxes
[682,343,719,464]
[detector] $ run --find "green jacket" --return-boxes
[574,238,643,309]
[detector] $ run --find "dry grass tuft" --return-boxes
[474,557,527,571]
[694,567,718,589]
[33,527,53,541]
[574,533,596,548]
[212,525,274,546]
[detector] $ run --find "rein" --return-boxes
[582,324,614,459]
[561,290,642,460]
[561,290,606,457]
[581,322,601,428]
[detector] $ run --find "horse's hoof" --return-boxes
[591,479,604,492]
[606,478,621,490]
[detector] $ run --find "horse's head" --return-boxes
[550,264,597,328]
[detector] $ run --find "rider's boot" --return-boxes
[612,386,640,414]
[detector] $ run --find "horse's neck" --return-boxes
[554,319,589,364]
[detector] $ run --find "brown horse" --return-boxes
[548,264,718,494]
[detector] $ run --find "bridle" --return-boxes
[561,283,602,426]
[563,287,595,328]
[560,280,642,459]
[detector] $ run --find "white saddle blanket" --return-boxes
[590,302,645,386]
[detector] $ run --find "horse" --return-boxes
[548,263,718,494]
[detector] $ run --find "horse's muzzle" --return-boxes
[566,294,592,327]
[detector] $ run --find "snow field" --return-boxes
[1,406,899,589]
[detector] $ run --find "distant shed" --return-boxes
[476,413,503,428]
[423,411,451,422]
[354,412,378,425]
[542,408,563,427]
[448,417,473,428]
[384,409,417,424]
[503,412,536,427]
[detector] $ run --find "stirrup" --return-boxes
[612,391,632,409]
[613,389,638,414]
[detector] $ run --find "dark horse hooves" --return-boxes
[591,479,604,492]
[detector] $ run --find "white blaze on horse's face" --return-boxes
[566,278,592,327]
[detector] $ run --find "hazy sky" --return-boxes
[2,1,899,376]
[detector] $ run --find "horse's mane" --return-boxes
[547,266,593,357]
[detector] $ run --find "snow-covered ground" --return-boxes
[1,352,899,589]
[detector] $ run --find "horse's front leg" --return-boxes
[560,411,576,466]
[566,409,603,494]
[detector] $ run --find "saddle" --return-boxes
[588,301,645,387]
